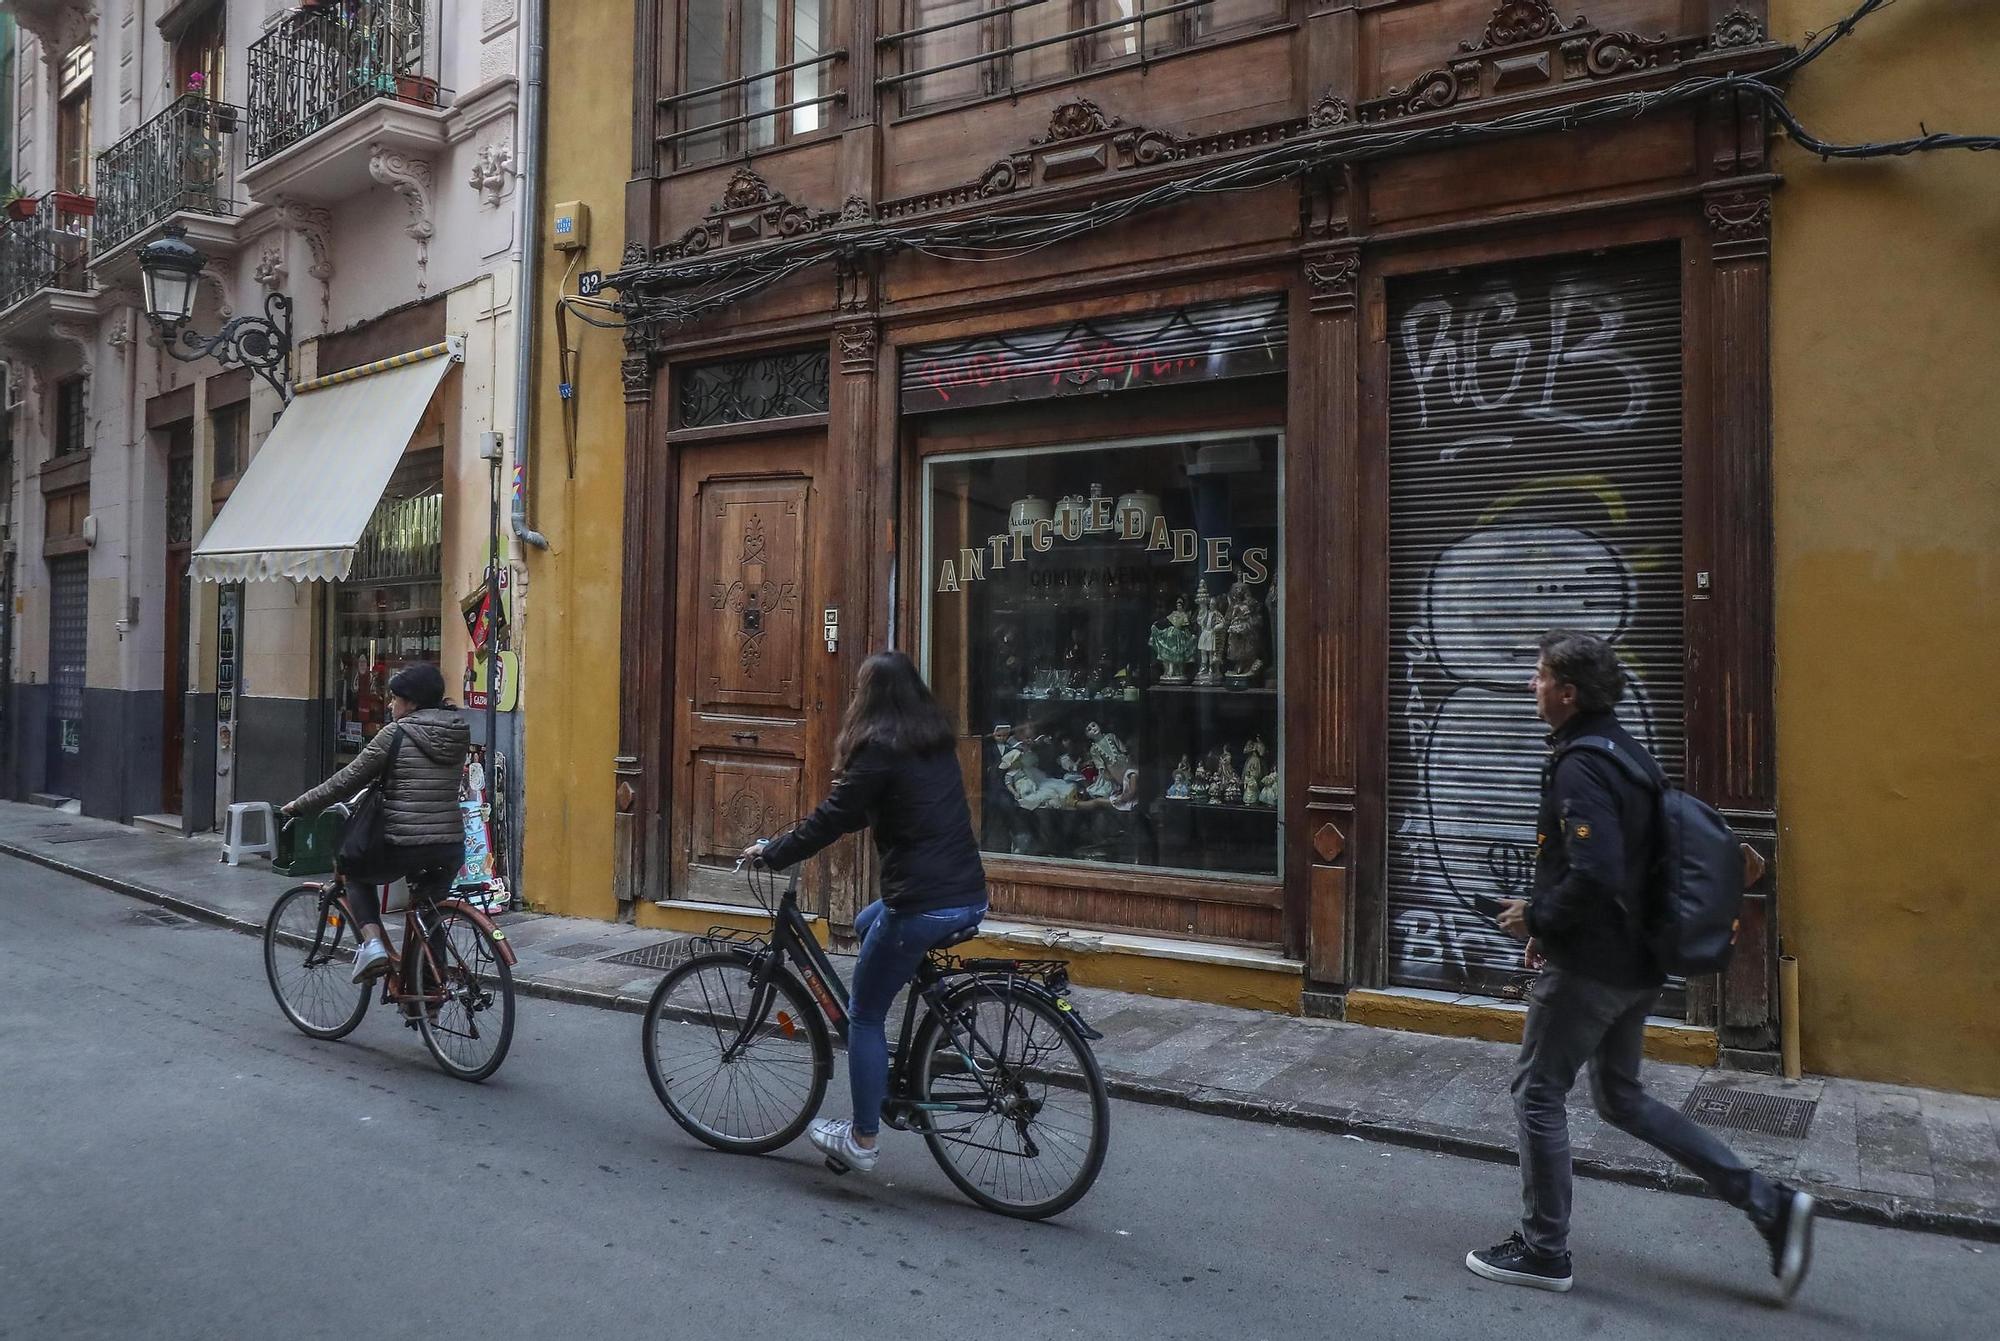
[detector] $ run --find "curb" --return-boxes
[7,838,1995,1245]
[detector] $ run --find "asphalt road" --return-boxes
[1,862,1992,1340]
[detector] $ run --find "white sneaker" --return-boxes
[350,938,391,985]
[809,1118,879,1174]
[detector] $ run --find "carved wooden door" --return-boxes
[670,440,831,909]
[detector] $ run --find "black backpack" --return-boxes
[1559,736,1749,976]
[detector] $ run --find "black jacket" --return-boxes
[1527,711,1666,990]
[759,741,988,913]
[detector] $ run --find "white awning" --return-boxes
[191,341,460,583]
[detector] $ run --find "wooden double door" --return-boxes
[668,437,843,911]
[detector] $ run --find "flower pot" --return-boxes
[395,73,440,107]
[4,197,37,222]
[51,191,95,218]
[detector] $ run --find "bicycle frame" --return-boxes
[300,874,518,1006]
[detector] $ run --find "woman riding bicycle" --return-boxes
[742,650,987,1175]
[282,663,469,986]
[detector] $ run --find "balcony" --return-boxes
[0,194,93,315]
[92,94,243,261]
[241,0,448,203]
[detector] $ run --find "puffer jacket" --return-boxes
[289,708,470,847]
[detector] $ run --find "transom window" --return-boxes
[890,0,1283,114]
[673,0,835,166]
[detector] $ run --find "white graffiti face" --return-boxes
[1421,524,1633,686]
[1399,279,1652,435]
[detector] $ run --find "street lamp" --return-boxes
[138,222,295,402]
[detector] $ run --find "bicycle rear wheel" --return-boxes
[643,952,831,1155]
[412,907,516,1082]
[263,885,370,1040]
[911,981,1110,1220]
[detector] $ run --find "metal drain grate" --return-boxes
[544,941,621,960]
[598,939,690,973]
[128,908,195,929]
[1680,1083,1817,1139]
[42,829,135,845]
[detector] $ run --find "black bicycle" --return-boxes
[640,861,1111,1219]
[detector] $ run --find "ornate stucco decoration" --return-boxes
[652,167,843,261]
[469,140,514,210]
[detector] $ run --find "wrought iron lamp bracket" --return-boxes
[165,290,295,402]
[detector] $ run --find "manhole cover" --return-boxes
[599,939,690,972]
[1680,1083,1817,1139]
[128,908,195,930]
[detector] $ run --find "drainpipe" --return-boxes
[509,0,549,552]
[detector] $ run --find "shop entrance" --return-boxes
[669,438,835,910]
[163,425,194,816]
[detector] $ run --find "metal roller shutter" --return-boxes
[47,554,89,796]
[1384,248,1685,1002]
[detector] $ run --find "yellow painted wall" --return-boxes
[521,0,634,919]
[1770,2,2000,1095]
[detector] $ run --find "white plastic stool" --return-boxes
[221,802,278,866]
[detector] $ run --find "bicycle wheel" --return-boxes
[911,981,1110,1220]
[412,907,516,1082]
[643,952,831,1155]
[264,885,371,1040]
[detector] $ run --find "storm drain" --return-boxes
[128,908,195,930]
[598,939,690,973]
[40,828,136,845]
[544,940,621,960]
[1680,1083,1817,1139]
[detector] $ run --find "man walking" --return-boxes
[1465,630,1815,1300]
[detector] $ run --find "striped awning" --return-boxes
[191,339,462,583]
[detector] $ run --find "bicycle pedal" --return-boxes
[824,1156,850,1176]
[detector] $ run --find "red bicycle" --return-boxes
[262,861,518,1082]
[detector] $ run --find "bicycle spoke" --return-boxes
[645,955,826,1152]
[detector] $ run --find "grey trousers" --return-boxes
[1514,968,1783,1256]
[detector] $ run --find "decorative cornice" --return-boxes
[1360,3,1731,125]
[1035,97,1119,143]
[1308,89,1351,131]
[368,145,436,241]
[1712,6,1766,49]
[653,167,841,262]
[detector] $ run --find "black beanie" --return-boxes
[387,662,447,709]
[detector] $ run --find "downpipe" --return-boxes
[510,0,550,552]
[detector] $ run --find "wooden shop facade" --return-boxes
[609,0,1789,1056]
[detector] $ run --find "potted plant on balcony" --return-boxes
[3,186,36,222]
[51,191,95,218]
[394,72,440,106]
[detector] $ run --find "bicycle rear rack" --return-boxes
[933,954,1073,996]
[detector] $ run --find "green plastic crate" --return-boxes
[274,808,343,877]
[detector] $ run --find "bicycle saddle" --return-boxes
[937,922,982,950]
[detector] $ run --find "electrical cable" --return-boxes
[601,0,1990,332]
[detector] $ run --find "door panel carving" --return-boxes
[692,753,801,871]
[696,480,808,713]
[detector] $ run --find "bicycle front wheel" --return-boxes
[912,981,1110,1220]
[413,908,516,1082]
[642,952,831,1155]
[263,885,370,1040]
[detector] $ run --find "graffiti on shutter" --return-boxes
[1385,248,1686,1002]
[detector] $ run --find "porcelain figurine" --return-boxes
[1241,735,1267,799]
[1258,765,1280,808]
[1194,581,1226,686]
[1224,577,1268,689]
[1118,666,1140,701]
[1149,596,1196,684]
[1086,721,1129,773]
[1190,761,1212,803]
[1000,742,1079,810]
[1167,755,1192,799]
[1214,748,1243,805]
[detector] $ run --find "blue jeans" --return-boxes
[846,898,985,1137]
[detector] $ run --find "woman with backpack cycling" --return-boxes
[282,663,471,986]
[741,650,988,1175]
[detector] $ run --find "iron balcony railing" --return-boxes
[247,0,439,166]
[0,193,93,313]
[659,49,848,150]
[93,94,242,255]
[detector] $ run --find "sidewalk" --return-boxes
[4,800,1995,1241]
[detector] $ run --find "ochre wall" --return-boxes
[521,0,633,920]
[1770,1,2000,1095]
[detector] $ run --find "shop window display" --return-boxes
[923,432,1282,879]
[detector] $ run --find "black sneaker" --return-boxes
[1465,1232,1574,1293]
[1760,1186,1816,1303]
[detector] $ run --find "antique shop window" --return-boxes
[333,453,443,765]
[676,0,832,166]
[923,431,1283,879]
[897,0,1285,112]
[675,348,831,429]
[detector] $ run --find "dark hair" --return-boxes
[834,651,955,765]
[388,662,448,711]
[1537,630,1627,715]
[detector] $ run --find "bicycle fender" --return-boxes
[960,974,1104,1042]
